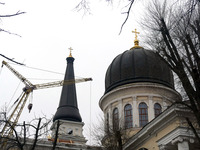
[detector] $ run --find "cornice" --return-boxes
[158,127,198,146]
[99,82,181,110]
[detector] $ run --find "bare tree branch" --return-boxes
[0,54,25,65]
[0,11,25,18]
[52,120,60,150]
[74,0,91,16]
[119,0,135,35]
[0,28,22,37]
[31,118,41,150]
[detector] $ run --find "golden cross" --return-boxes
[132,29,140,41]
[68,47,73,57]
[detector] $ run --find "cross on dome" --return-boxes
[131,29,142,49]
[68,47,73,57]
[132,29,140,41]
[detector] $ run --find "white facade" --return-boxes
[51,120,86,144]
[99,82,181,130]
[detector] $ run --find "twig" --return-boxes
[74,0,91,16]
[119,0,135,35]
[0,11,26,17]
[31,118,41,150]
[0,28,22,37]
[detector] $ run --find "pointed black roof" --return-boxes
[53,56,82,122]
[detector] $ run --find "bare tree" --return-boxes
[91,115,131,150]
[141,0,200,141]
[0,112,52,150]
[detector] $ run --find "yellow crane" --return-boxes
[0,60,92,137]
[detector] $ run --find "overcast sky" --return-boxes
[0,0,146,144]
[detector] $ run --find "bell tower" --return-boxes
[51,48,86,144]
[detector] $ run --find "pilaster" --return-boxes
[132,96,139,127]
[148,96,154,121]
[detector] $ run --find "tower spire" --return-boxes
[51,49,86,144]
[53,51,82,122]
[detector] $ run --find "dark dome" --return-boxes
[105,48,174,94]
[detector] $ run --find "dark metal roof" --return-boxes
[105,48,174,94]
[53,57,82,122]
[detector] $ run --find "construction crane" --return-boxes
[0,60,92,137]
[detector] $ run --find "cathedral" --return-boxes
[37,31,200,149]
[2,31,200,150]
[47,30,199,149]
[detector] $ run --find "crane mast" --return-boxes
[1,90,31,137]
[1,61,92,138]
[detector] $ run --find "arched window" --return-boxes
[113,108,119,130]
[154,103,162,117]
[139,102,148,127]
[124,104,133,129]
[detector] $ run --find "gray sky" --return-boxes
[0,0,145,144]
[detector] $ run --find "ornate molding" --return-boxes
[159,144,168,150]
[171,136,195,145]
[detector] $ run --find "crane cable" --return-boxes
[28,92,33,113]
[8,62,64,75]
[7,81,22,108]
[89,81,92,145]
[0,64,23,114]
[7,91,24,114]
[7,62,86,81]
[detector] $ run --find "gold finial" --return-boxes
[131,29,143,49]
[68,47,73,57]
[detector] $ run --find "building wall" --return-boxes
[137,118,180,150]
[50,120,86,144]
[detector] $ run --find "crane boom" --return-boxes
[2,60,33,87]
[34,78,92,90]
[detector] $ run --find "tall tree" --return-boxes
[141,0,200,129]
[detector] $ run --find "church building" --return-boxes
[99,30,200,150]
[2,30,199,150]
[47,30,200,150]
